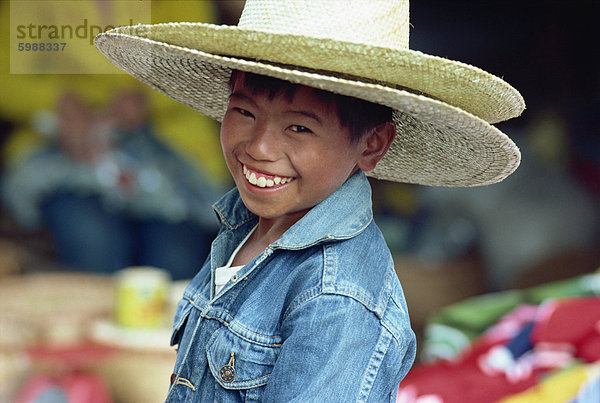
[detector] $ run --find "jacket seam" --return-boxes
[212,372,272,390]
[323,286,377,312]
[222,277,244,305]
[185,295,207,311]
[323,243,335,287]
[322,243,379,312]
[221,247,272,304]
[272,219,370,249]
[357,326,393,402]
[281,286,322,322]
[167,305,205,400]
[380,320,402,346]
[202,314,230,327]
[375,267,392,319]
[227,320,283,347]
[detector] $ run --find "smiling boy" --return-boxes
[222,71,396,265]
[96,0,524,401]
[161,70,412,401]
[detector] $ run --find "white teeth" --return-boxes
[243,165,293,188]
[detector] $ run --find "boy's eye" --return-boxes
[235,108,254,118]
[290,125,313,134]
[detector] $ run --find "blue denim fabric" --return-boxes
[166,171,416,402]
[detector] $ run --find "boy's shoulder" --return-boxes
[323,224,413,345]
[280,221,412,343]
[321,220,398,307]
[274,212,399,315]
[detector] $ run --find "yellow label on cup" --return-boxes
[116,267,170,329]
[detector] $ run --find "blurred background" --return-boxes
[0,1,598,402]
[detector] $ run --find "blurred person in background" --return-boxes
[2,89,224,280]
[0,1,238,279]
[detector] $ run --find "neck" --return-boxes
[255,208,309,246]
[230,209,309,267]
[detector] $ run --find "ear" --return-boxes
[357,121,396,172]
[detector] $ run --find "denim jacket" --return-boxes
[166,171,416,402]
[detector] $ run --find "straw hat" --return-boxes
[95,0,525,186]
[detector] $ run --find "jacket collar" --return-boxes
[213,170,373,249]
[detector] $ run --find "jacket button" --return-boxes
[219,364,235,382]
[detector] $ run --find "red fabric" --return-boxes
[15,372,112,403]
[398,297,600,403]
[397,358,539,403]
[532,297,600,362]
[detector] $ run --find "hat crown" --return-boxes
[238,0,410,49]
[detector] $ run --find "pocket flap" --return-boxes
[206,327,280,389]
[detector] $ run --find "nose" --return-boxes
[245,121,280,162]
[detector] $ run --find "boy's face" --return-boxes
[221,78,368,224]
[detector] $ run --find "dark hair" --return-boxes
[228,71,393,143]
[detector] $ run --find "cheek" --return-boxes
[318,146,357,171]
[309,148,362,190]
[220,118,237,155]
[220,127,239,176]
[296,150,348,187]
[219,131,230,155]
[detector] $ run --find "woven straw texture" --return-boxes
[95,0,524,187]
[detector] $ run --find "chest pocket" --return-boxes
[206,326,280,392]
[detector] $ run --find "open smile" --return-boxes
[243,165,295,188]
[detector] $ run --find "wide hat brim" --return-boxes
[95,23,525,187]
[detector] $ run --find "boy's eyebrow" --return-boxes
[285,109,323,125]
[229,91,258,108]
[230,90,323,125]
